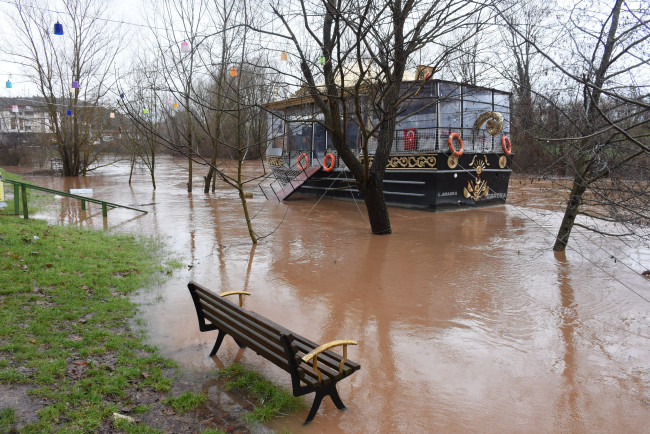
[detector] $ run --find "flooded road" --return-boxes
[15,156,650,432]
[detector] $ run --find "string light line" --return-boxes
[0,0,180,33]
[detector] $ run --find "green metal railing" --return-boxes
[2,178,147,220]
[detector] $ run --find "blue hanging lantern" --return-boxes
[72,80,79,89]
[5,80,11,89]
[66,110,72,116]
[54,22,64,35]
[120,92,125,99]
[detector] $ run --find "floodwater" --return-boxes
[13,156,650,433]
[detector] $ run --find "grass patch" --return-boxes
[0,407,16,432]
[163,391,208,413]
[0,213,182,431]
[217,363,304,423]
[113,417,163,434]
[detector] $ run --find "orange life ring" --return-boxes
[322,153,336,172]
[448,132,464,157]
[296,153,310,170]
[501,136,512,155]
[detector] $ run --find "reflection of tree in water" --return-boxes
[554,251,582,430]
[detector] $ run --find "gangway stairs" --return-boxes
[273,166,322,201]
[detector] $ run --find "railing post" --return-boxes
[101,203,107,218]
[81,199,86,210]
[21,184,28,219]
[14,184,20,215]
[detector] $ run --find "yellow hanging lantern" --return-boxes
[173,102,178,109]
[110,112,115,118]
[281,51,288,61]
[230,68,237,77]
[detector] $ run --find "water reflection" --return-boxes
[554,251,581,431]
[17,157,650,432]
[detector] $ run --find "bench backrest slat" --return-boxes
[200,309,295,373]
[247,310,360,373]
[197,298,287,360]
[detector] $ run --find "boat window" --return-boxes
[345,118,360,149]
[398,98,437,129]
[269,115,284,155]
[439,84,461,150]
[286,122,312,153]
[462,87,493,152]
[494,92,510,134]
[314,123,326,159]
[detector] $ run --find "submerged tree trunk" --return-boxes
[553,170,588,251]
[360,176,392,235]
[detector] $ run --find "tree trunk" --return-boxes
[360,174,392,235]
[553,171,587,252]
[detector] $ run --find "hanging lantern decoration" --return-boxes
[181,41,190,53]
[6,80,11,89]
[11,105,18,113]
[230,68,237,77]
[281,51,288,61]
[72,80,79,89]
[110,112,115,119]
[173,102,178,109]
[120,92,125,99]
[54,22,64,35]
[143,108,149,114]
[70,87,75,94]
[319,56,326,66]
[66,110,72,116]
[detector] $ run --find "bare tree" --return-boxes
[270,0,490,234]
[2,0,123,176]
[498,0,650,251]
[118,0,272,243]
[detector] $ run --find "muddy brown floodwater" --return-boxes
[13,156,650,433]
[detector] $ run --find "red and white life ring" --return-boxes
[296,153,310,170]
[501,136,512,155]
[322,153,336,172]
[448,132,464,157]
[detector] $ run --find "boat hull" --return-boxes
[269,152,512,210]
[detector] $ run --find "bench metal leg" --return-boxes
[233,338,247,350]
[208,331,247,357]
[329,385,346,410]
[304,383,347,425]
[209,331,226,356]
[305,389,326,424]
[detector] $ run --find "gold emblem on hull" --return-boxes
[464,178,489,201]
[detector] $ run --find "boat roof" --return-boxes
[264,78,510,111]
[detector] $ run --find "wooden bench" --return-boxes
[188,281,361,424]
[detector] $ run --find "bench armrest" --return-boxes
[218,291,250,307]
[301,340,357,382]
